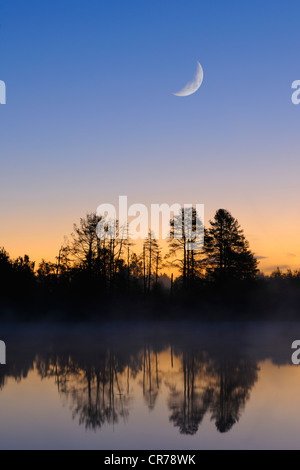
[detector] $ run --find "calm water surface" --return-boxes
[0,321,299,449]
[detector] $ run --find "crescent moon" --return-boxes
[173,61,204,97]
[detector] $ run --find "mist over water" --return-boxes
[0,321,299,449]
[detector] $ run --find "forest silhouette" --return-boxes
[1,208,299,320]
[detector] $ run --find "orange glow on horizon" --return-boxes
[1,204,300,276]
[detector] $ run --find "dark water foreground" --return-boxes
[0,321,299,449]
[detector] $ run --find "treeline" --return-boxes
[0,208,300,320]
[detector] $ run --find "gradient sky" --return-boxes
[1,0,300,272]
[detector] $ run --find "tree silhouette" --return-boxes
[166,207,204,289]
[143,231,162,294]
[0,248,13,295]
[37,259,56,279]
[204,209,258,282]
[64,212,131,292]
[67,213,101,273]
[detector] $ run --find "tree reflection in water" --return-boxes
[36,352,131,430]
[0,329,260,435]
[166,352,258,435]
[211,360,258,433]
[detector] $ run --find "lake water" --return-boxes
[0,321,299,450]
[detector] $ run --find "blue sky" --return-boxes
[1,0,300,271]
